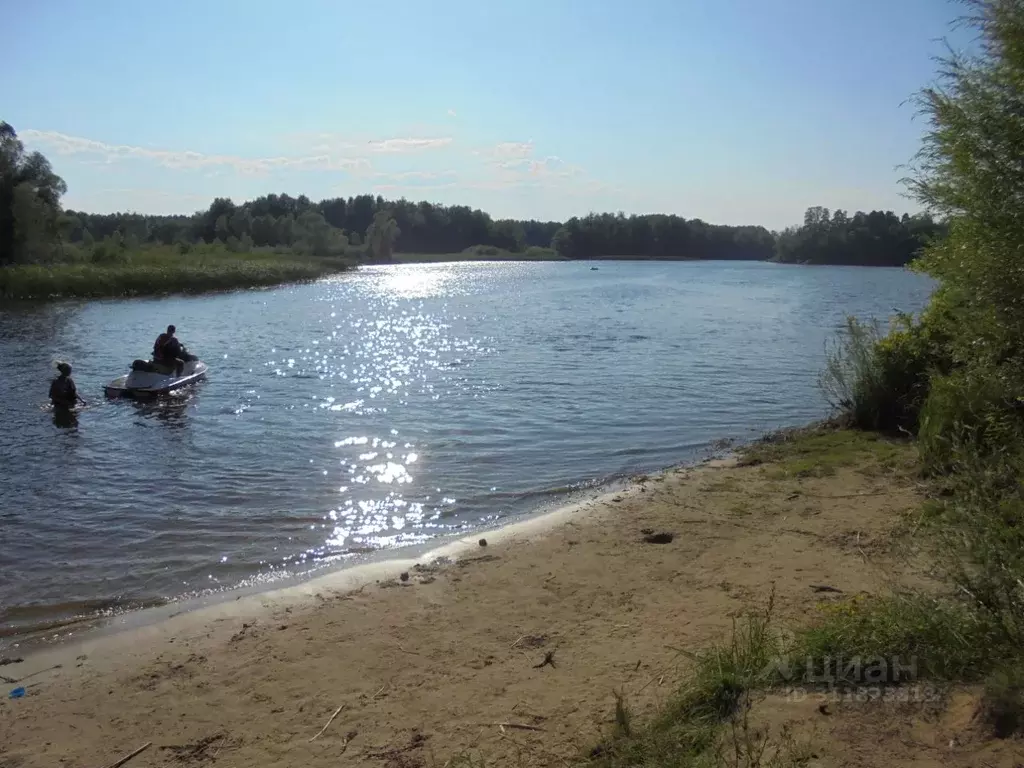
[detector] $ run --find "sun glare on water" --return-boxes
[372,263,470,299]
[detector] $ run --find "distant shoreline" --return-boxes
[0,247,353,302]
[0,252,914,303]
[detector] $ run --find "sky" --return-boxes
[4,0,975,230]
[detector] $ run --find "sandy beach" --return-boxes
[2,431,1020,767]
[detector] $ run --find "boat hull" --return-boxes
[105,360,208,398]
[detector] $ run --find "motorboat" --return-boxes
[104,354,208,398]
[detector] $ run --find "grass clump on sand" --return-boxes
[791,592,1002,685]
[590,2,1024,752]
[738,424,914,479]
[588,600,814,768]
[0,243,353,300]
[587,589,1024,766]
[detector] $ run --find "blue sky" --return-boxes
[4,0,972,229]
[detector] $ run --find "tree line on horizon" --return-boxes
[1,119,945,267]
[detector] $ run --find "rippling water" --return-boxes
[0,261,934,641]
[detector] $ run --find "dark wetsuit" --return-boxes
[154,333,189,374]
[153,333,175,362]
[49,375,77,408]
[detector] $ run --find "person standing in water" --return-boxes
[49,362,84,409]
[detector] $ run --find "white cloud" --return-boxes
[376,170,459,181]
[447,109,457,118]
[24,125,612,215]
[302,133,453,155]
[371,181,460,194]
[495,155,574,175]
[484,155,585,189]
[476,140,534,160]
[19,130,459,175]
[364,137,453,153]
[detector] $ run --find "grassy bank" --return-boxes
[0,244,354,300]
[586,426,1024,767]
[0,243,568,300]
[580,7,1024,761]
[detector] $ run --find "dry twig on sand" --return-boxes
[98,742,152,768]
[498,722,545,732]
[474,722,546,732]
[309,704,346,742]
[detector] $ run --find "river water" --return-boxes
[0,260,934,642]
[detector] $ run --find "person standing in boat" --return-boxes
[49,362,84,409]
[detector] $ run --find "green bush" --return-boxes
[924,453,1024,646]
[917,368,1024,471]
[89,242,129,265]
[461,244,502,257]
[819,310,951,433]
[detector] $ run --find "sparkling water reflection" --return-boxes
[0,261,934,640]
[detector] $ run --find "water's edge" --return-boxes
[3,440,741,662]
[3,261,934,653]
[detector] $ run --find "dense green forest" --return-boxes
[2,117,945,275]
[58,195,563,263]
[774,205,944,265]
[57,201,942,265]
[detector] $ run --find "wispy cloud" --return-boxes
[371,181,460,194]
[22,129,372,175]
[447,109,457,118]
[364,137,453,153]
[477,151,586,191]
[24,125,611,214]
[98,187,213,205]
[301,133,454,155]
[473,140,534,161]
[469,141,584,186]
[375,170,459,181]
[495,156,577,176]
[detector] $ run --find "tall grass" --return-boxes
[818,317,887,428]
[0,244,353,300]
[589,601,811,768]
[818,312,948,434]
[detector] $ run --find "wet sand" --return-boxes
[3,440,1004,767]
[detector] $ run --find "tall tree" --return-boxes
[0,122,67,264]
[366,210,401,261]
[908,0,1024,370]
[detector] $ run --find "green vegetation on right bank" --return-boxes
[765,0,1024,709]
[580,3,1024,763]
